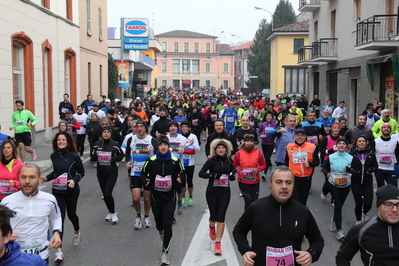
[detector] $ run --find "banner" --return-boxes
[116,62,129,88]
[385,75,395,112]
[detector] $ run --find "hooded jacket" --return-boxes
[0,241,47,266]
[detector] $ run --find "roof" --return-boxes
[155,30,217,39]
[232,41,254,51]
[266,20,309,41]
[217,44,235,55]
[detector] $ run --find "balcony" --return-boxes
[311,38,338,62]
[355,14,398,50]
[298,46,320,65]
[299,0,321,12]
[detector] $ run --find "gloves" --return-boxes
[327,149,335,155]
[229,172,236,181]
[366,167,375,174]
[212,173,221,179]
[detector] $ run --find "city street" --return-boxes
[39,143,368,266]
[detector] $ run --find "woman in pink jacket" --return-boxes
[0,139,24,200]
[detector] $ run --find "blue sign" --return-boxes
[139,52,155,68]
[124,38,149,44]
[123,18,149,37]
[124,44,149,50]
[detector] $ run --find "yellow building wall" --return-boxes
[270,34,309,99]
[142,48,158,87]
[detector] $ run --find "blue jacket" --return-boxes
[323,151,354,187]
[267,126,295,164]
[317,117,335,134]
[0,241,47,266]
[221,108,238,127]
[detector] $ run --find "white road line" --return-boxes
[182,208,240,266]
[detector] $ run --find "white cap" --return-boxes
[114,98,120,102]
[105,99,111,103]
[136,97,141,100]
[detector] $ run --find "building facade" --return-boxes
[155,30,235,90]
[267,20,309,99]
[232,41,254,89]
[298,0,399,123]
[0,0,80,141]
[79,0,108,102]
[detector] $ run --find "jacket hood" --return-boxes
[210,138,233,157]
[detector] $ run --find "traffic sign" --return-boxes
[124,44,149,50]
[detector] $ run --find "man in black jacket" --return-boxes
[205,119,237,158]
[233,165,324,266]
[150,107,171,138]
[59,93,74,120]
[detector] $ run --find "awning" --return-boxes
[182,80,191,84]
[366,54,392,64]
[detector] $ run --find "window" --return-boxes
[66,0,73,20]
[42,40,54,127]
[174,42,179,52]
[331,10,336,38]
[314,21,318,41]
[235,61,237,71]
[12,42,24,103]
[184,42,189,53]
[99,65,103,94]
[162,42,167,52]
[206,43,210,53]
[206,80,210,87]
[206,63,210,73]
[65,56,70,93]
[284,67,307,94]
[355,0,361,20]
[173,79,180,87]
[162,62,167,71]
[173,59,180,73]
[99,8,103,41]
[194,43,199,53]
[86,0,92,35]
[192,60,199,74]
[162,80,167,86]
[41,0,50,9]
[223,63,228,72]
[64,48,77,106]
[223,80,228,89]
[182,59,190,72]
[293,39,304,54]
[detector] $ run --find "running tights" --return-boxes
[292,176,312,206]
[151,200,175,252]
[182,165,195,188]
[76,134,86,156]
[54,190,80,239]
[97,175,117,213]
[351,182,373,221]
[206,189,231,222]
[375,169,397,188]
[238,182,259,210]
[327,183,350,231]
[261,144,274,174]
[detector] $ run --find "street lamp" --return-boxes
[231,34,244,89]
[254,6,274,30]
[217,31,224,90]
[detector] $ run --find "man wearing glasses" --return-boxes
[336,184,399,265]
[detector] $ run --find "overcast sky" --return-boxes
[107,0,299,45]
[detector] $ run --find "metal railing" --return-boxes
[356,14,397,45]
[312,38,338,59]
[299,0,321,9]
[298,46,313,63]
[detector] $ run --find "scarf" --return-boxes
[157,150,171,162]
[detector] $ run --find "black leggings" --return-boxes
[191,126,202,145]
[206,189,231,222]
[292,176,312,206]
[97,174,117,213]
[76,134,86,156]
[238,182,259,210]
[375,169,397,188]
[327,183,350,231]
[151,200,175,252]
[261,144,274,174]
[54,190,80,240]
[181,165,195,188]
[351,182,373,221]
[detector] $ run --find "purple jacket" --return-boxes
[258,121,278,145]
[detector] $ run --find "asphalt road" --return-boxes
[38,143,370,266]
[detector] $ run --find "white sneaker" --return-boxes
[161,252,170,265]
[111,212,118,224]
[362,213,369,222]
[105,212,112,222]
[54,251,64,263]
[134,216,142,230]
[239,193,243,197]
[330,217,337,232]
[80,156,84,161]
[144,216,151,228]
[355,220,362,225]
[73,232,81,246]
[336,229,345,240]
[321,193,326,201]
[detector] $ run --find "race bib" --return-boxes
[98,151,112,166]
[52,173,68,190]
[213,174,229,187]
[242,168,256,181]
[133,161,145,173]
[18,239,44,255]
[211,114,217,121]
[154,175,172,192]
[67,126,73,132]
[61,108,69,114]
[332,173,350,186]
[314,106,320,110]
[16,120,24,126]
[192,119,199,126]
[307,135,318,144]
[379,153,393,164]
[249,121,254,127]
[293,152,307,164]
[266,245,294,266]
[78,120,85,126]
[226,117,234,123]
[183,154,190,167]
[0,180,17,195]
[264,127,273,134]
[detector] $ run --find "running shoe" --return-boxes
[178,201,183,214]
[54,251,64,263]
[111,213,118,224]
[173,216,177,223]
[31,150,37,161]
[214,242,222,255]
[144,216,151,228]
[134,216,142,230]
[321,193,326,201]
[203,137,206,141]
[239,193,243,197]
[355,220,362,225]
[105,213,112,222]
[209,226,216,240]
[181,197,186,207]
[80,156,84,161]
[161,252,170,265]
[330,199,335,207]
[362,213,369,222]
[159,230,164,242]
[261,176,266,182]
[336,229,345,240]
[188,197,194,207]
[330,218,337,232]
[73,232,81,246]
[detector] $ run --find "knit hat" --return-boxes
[243,134,255,142]
[376,184,399,208]
[168,120,179,128]
[336,137,348,145]
[180,121,191,128]
[102,126,112,133]
[157,136,169,146]
[381,109,390,115]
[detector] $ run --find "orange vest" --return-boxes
[237,149,263,184]
[286,142,316,177]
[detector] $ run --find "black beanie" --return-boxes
[376,184,399,208]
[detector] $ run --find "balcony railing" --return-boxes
[312,38,337,59]
[299,0,321,12]
[298,46,313,63]
[356,15,397,46]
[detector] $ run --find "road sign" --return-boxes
[238,76,242,81]
[124,38,149,44]
[124,44,149,50]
